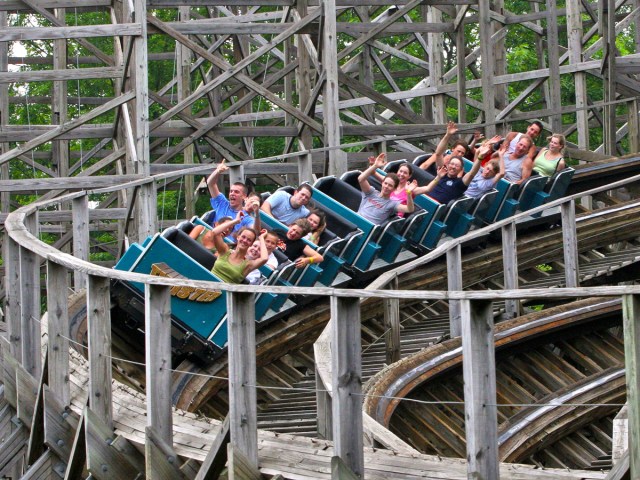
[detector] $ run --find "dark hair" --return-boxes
[232,182,249,196]
[307,208,326,231]
[530,120,543,133]
[297,184,313,197]
[451,140,468,157]
[397,162,413,176]
[246,191,262,206]
[449,156,464,168]
[384,172,400,188]
[234,227,257,241]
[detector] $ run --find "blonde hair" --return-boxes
[548,133,566,154]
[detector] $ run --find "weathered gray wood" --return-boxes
[612,404,628,466]
[446,244,462,337]
[87,274,112,429]
[227,291,258,468]
[0,23,141,42]
[478,0,496,137]
[227,443,261,480]
[4,235,22,361]
[43,385,78,462]
[501,222,520,319]
[566,0,589,149]
[1,341,18,408]
[461,299,498,480]
[331,296,364,478]
[623,294,640,480]
[383,274,401,364]
[561,200,580,288]
[546,0,561,132]
[145,426,188,480]
[605,449,630,480]
[72,195,89,291]
[0,422,27,474]
[16,362,38,427]
[84,407,140,480]
[145,284,173,445]
[46,260,70,406]
[20,448,52,480]
[20,213,41,378]
[331,456,359,480]
[194,415,230,480]
[63,410,86,480]
[26,356,47,466]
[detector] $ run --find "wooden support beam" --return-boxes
[331,456,360,479]
[194,415,230,480]
[43,385,78,462]
[87,274,113,429]
[20,213,41,378]
[331,296,364,478]
[227,444,261,480]
[145,426,188,480]
[227,291,258,468]
[461,299,498,479]
[623,294,640,480]
[72,195,89,291]
[383,274,401,364]
[447,244,462,337]
[561,200,580,288]
[501,222,520,319]
[46,261,70,406]
[4,235,22,361]
[145,284,173,445]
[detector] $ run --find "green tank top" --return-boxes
[212,251,249,284]
[533,149,563,177]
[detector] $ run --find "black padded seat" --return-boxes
[161,227,216,271]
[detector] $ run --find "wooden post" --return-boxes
[383,274,401,364]
[4,234,22,360]
[447,244,462,337]
[478,0,496,137]
[561,200,579,288]
[72,194,89,291]
[546,0,561,132]
[228,164,245,186]
[331,296,364,478]
[461,299,498,479]
[20,213,41,378]
[623,294,640,479]
[567,0,589,150]
[178,5,195,220]
[316,364,332,440]
[501,222,520,318]
[145,284,173,445]
[322,0,346,176]
[87,274,113,429]
[628,98,639,154]
[46,260,70,407]
[227,291,258,468]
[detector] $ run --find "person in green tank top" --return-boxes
[209,212,269,284]
[533,134,566,177]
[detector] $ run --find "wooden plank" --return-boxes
[502,222,520,319]
[194,415,230,480]
[26,355,48,466]
[0,423,27,473]
[63,410,86,480]
[21,448,52,480]
[461,299,498,479]
[0,338,18,408]
[623,294,640,480]
[227,443,261,480]
[145,284,173,444]
[383,274,401,364]
[46,260,70,406]
[87,275,112,429]
[330,296,364,477]
[227,291,258,467]
[84,407,140,480]
[4,235,21,361]
[331,456,359,480]
[145,426,189,480]
[72,196,89,291]
[44,385,79,463]
[20,212,41,378]
[562,200,580,288]
[446,245,463,337]
[16,362,38,427]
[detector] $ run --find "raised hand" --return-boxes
[446,121,458,136]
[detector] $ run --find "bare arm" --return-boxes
[397,180,416,213]
[243,233,269,275]
[189,225,205,240]
[358,152,386,192]
[519,158,534,184]
[210,214,241,254]
[413,165,448,196]
[260,199,273,216]
[294,245,324,269]
[206,159,228,198]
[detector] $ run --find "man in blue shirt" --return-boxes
[206,160,255,236]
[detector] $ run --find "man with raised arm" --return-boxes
[357,153,416,224]
[205,159,255,235]
[261,184,313,225]
[419,121,469,174]
[501,134,534,184]
[501,120,543,163]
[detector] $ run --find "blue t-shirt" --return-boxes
[265,190,310,225]
[465,171,495,198]
[429,177,467,204]
[209,194,254,240]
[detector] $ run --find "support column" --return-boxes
[145,284,173,444]
[447,245,462,337]
[502,222,520,318]
[47,260,70,406]
[478,0,496,137]
[383,275,401,364]
[546,0,562,132]
[20,213,41,377]
[227,291,258,468]
[567,0,589,150]
[561,200,579,288]
[178,6,195,220]
[331,296,364,477]
[461,299,498,479]
[87,274,113,429]
[4,235,21,360]
[623,294,640,479]
[72,195,89,291]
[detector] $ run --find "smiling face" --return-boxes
[307,213,321,231]
[380,177,397,197]
[513,137,532,158]
[247,241,260,259]
[548,135,564,152]
[396,165,412,184]
[235,228,257,250]
[446,157,463,178]
[527,123,542,139]
[228,184,247,209]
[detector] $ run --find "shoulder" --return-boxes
[210,193,228,206]
[267,190,288,203]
